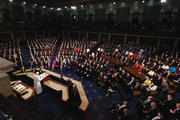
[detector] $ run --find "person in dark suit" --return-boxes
[117,101,129,112]
[163,94,176,111]
[145,101,159,120]
[127,77,136,88]
[132,81,141,91]
[154,74,162,86]
[166,71,174,81]
[117,108,131,120]
[168,102,180,120]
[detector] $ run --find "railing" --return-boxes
[0,30,180,49]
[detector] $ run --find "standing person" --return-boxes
[52,60,56,71]
[33,72,43,95]
[161,78,169,101]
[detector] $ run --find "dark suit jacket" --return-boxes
[147,107,159,119]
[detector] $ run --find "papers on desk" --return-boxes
[11,80,21,87]
[146,84,157,91]
[13,83,27,93]
[148,70,155,77]
[11,80,35,100]
[38,73,49,81]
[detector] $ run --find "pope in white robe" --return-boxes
[34,72,43,95]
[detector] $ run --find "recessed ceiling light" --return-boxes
[71,6,76,10]
[57,8,61,11]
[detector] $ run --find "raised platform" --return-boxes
[13,68,89,111]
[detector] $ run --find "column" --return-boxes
[23,31,25,40]
[108,33,111,42]
[124,35,127,44]
[62,31,64,36]
[99,32,101,41]
[35,31,37,38]
[10,32,14,41]
[157,37,161,48]
[136,36,140,44]
[69,31,70,38]
[174,39,178,48]
[78,31,80,40]
[86,32,88,40]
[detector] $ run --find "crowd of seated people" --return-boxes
[0,34,179,120]
[73,39,180,119]
[27,37,58,71]
[0,37,24,70]
[109,100,130,120]
[136,95,180,120]
[51,36,95,72]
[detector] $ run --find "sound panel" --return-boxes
[77,10,86,22]
[33,8,42,21]
[116,7,130,22]
[62,10,71,22]
[0,11,2,23]
[95,9,106,22]
[175,5,180,23]
[12,5,24,20]
[142,5,161,22]
[49,11,57,22]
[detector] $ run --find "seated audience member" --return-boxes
[166,71,174,81]
[142,96,153,111]
[21,65,25,72]
[58,74,65,83]
[162,94,176,112]
[117,101,129,112]
[152,112,164,120]
[170,102,180,120]
[175,67,180,76]
[134,61,139,68]
[138,64,144,72]
[144,101,159,120]
[131,81,141,91]
[127,77,136,86]
[154,74,162,86]
[110,101,129,116]
[117,108,131,120]
[106,86,116,96]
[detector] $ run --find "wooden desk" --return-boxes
[13,69,89,111]
[100,55,123,65]
[43,79,69,102]
[42,69,89,111]
[11,80,35,100]
[124,66,146,78]
[13,70,49,81]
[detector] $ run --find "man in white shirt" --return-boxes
[33,72,43,95]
